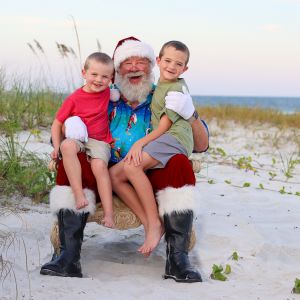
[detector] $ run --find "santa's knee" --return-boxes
[123,162,142,178]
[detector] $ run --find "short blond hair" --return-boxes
[159,41,190,65]
[84,52,113,71]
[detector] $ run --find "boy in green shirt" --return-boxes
[124,41,196,256]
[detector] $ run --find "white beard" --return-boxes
[115,71,154,103]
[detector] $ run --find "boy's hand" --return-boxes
[165,86,195,120]
[65,116,88,142]
[50,148,59,160]
[124,141,143,166]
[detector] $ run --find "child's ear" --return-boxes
[180,65,188,75]
[81,69,86,77]
[156,56,161,65]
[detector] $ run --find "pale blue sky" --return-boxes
[1,0,299,96]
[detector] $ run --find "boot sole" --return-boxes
[40,268,82,278]
[163,274,202,283]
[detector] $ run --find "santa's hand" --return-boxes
[65,116,88,142]
[110,86,120,102]
[165,86,195,120]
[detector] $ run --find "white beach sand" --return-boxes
[1,120,300,300]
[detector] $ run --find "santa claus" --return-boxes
[40,37,209,282]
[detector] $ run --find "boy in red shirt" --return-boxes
[51,52,115,227]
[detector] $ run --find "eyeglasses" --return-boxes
[121,58,150,69]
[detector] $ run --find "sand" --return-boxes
[1,120,299,300]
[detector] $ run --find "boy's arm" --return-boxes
[51,119,63,159]
[139,114,172,147]
[124,115,172,166]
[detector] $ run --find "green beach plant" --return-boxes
[210,264,228,281]
[278,152,300,180]
[230,251,239,261]
[0,77,63,134]
[197,105,300,129]
[292,278,300,294]
[0,132,55,202]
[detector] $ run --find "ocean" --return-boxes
[192,95,300,114]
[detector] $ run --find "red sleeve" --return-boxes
[56,96,75,123]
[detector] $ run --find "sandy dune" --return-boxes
[1,120,299,300]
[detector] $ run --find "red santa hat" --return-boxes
[112,36,156,71]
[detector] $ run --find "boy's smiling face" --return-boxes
[82,60,114,93]
[157,46,188,83]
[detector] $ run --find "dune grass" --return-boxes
[0,129,55,203]
[0,85,298,135]
[0,86,63,134]
[196,105,300,129]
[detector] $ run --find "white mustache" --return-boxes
[126,71,145,78]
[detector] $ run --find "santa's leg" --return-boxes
[148,154,202,283]
[40,184,96,277]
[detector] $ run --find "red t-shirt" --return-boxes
[56,87,113,144]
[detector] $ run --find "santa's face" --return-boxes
[115,56,154,103]
[119,56,151,83]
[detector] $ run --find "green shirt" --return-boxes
[151,78,193,156]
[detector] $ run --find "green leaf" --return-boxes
[211,272,227,281]
[292,278,300,294]
[224,264,231,274]
[243,182,251,187]
[208,179,215,184]
[212,264,223,273]
[295,192,300,196]
[279,186,286,194]
[210,264,227,281]
[216,147,226,157]
[225,180,231,184]
[231,251,239,261]
[259,183,264,189]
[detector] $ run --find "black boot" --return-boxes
[163,210,202,283]
[40,209,88,277]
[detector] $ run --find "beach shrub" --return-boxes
[210,264,228,281]
[230,251,239,261]
[196,105,300,129]
[0,132,55,203]
[0,87,63,134]
[292,278,300,294]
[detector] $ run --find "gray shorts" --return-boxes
[75,138,111,165]
[143,133,187,169]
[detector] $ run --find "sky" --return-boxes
[0,0,300,97]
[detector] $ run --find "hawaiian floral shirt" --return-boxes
[108,88,154,163]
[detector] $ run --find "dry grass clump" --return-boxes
[197,105,300,129]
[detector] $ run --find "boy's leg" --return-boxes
[90,158,114,228]
[109,162,147,227]
[60,139,88,209]
[147,154,202,282]
[123,152,163,256]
